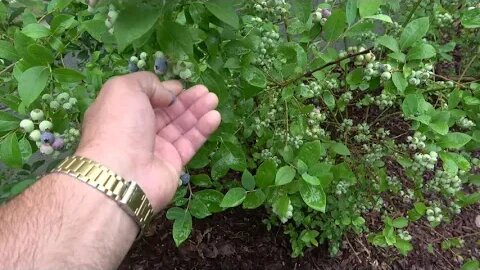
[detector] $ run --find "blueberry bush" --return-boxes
[1,0,480,260]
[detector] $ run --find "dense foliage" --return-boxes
[1,0,480,260]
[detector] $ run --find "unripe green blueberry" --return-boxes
[63,103,73,110]
[426,209,434,215]
[154,51,165,58]
[29,129,42,141]
[69,97,77,105]
[179,69,192,79]
[39,120,53,132]
[140,52,148,60]
[427,215,435,222]
[108,10,118,21]
[105,19,113,28]
[355,55,364,62]
[383,64,392,72]
[130,56,139,63]
[50,100,60,110]
[19,119,34,133]
[434,207,441,214]
[56,92,70,103]
[42,94,53,102]
[365,53,375,62]
[108,28,114,35]
[381,71,392,81]
[30,109,44,121]
[137,59,146,69]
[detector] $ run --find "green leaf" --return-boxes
[194,189,224,213]
[9,179,35,197]
[300,180,326,212]
[157,20,193,58]
[0,133,22,168]
[392,72,407,93]
[27,44,54,65]
[255,160,276,188]
[440,152,459,176]
[296,159,308,175]
[394,239,413,256]
[242,66,266,89]
[211,142,246,179]
[275,166,296,186]
[429,111,450,135]
[241,170,256,191]
[346,0,358,25]
[190,174,212,188]
[166,207,185,220]
[346,68,364,86]
[407,43,436,60]
[401,93,430,118]
[243,190,266,209]
[220,187,247,208]
[376,35,399,52]
[463,96,480,106]
[0,111,20,132]
[47,0,73,12]
[438,132,471,149]
[50,14,76,33]
[18,137,32,163]
[273,195,290,219]
[22,23,51,39]
[18,66,50,108]
[189,198,211,219]
[0,41,19,62]
[323,10,347,42]
[323,91,336,110]
[298,141,325,167]
[53,68,85,83]
[392,217,408,228]
[414,202,427,214]
[115,4,161,52]
[302,173,320,185]
[330,142,350,156]
[172,211,192,247]
[357,0,382,17]
[399,17,430,50]
[461,260,480,270]
[461,8,480,29]
[364,14,392,23]
[291,0,311,23]
[204,0,239,29]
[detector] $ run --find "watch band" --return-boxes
[51,156,154,233]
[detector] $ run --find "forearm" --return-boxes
[0,173,138,270]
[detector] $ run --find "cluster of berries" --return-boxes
[42,92,77,112]
[312,7,331,24]
[364,62,393,82]
[251,0,289,21]
[408,65,433,86]
[374,92,395,110]
[104,5,118,35]
[406,131,427,150]
[353,123,371,143]
[426,206,443,223]
[430,170,462,195]
[412,151,438,171]
[19,109,64,155]
[128,52,149,73]
[457,116,476,130]
[435,13,454,27]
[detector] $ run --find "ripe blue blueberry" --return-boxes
[52,137,65,150]
[154,56,168,75]
[180,173,190,185]
[41,132,55,144]
[128,61,139,73]
[321,9,332,18]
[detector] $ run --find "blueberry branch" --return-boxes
[273,47,374,88]
[403,0,423,27]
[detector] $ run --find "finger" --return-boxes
[173,110,221,165]
[154,85,209,128]
[111,72,183,107]
[158,92,219,142]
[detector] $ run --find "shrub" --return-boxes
[0,0,479,257]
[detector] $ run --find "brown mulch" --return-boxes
[119,205,479,270]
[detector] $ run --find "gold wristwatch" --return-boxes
[51,156,154,233]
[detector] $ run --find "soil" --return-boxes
[120,205,479,270]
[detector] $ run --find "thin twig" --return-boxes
[458,54,478,85]
[403,0,423,27]
[0,62,16,76]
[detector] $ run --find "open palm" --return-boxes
[76,72,221,212]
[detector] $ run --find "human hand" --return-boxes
[75,72,221,212]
